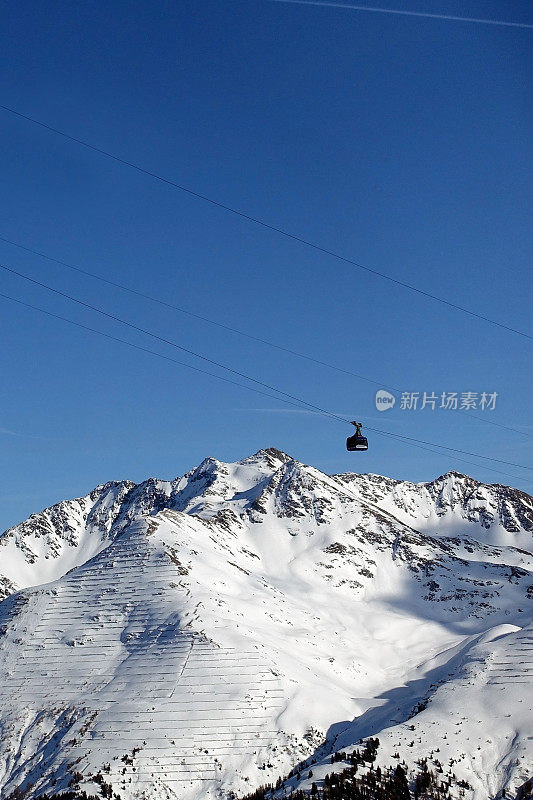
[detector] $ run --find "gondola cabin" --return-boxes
[346,421,368,452]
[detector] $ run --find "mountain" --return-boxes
[0,448,531,800]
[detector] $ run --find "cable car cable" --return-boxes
[0,261,348,425]
[0,232,529,440]
[1,103,531,342]
[0,288,529,487]
[0,291,319,410]
[363,426,533,472]
[1,260,532,474]
[0,232,387,390]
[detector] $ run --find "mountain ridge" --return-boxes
[0,450,531,799]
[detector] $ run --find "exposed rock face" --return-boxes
[0,451,531,799]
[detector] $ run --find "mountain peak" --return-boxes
[0,451,532,800]
[239,446,293,468]
[430,470,472,483]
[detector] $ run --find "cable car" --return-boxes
[346,421,368,452]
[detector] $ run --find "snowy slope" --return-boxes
[286,622,533,800]
[0,449,531,800]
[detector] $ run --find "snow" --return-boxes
[0,450,531,799]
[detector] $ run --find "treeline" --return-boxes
[238,740,472,800]
[5,769,120,800]
[6,793,101,800]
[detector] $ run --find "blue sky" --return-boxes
[0,0,531,531]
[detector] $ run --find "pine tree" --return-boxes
[393,764,411,800]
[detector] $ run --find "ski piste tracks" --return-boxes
[486,624,533,686]
[0,524,285,795]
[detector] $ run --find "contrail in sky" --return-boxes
[268,0,533,29]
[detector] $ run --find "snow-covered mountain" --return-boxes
[0,448,531,800]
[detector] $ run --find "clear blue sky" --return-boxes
[0,0,531,531]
